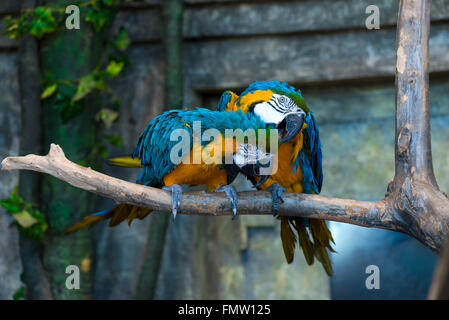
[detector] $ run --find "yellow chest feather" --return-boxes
[259,132,304,193]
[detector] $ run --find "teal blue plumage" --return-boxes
[217,90,236,112]
[133,108,268,186]
[296,112,323,194]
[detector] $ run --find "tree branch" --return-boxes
[386,0,449,252]
[394,0,437,188]
[2,144,393,228]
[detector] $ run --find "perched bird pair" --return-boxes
[64,80,335,275]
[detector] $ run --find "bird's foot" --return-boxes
[214,184,238,220]
[163,184,183,221]
[267,183,286,217]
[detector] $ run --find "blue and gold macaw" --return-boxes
[63,107,276,233]
[218,80,335,276]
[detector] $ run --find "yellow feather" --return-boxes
[63,212,112,234]
[63,204,153,234]
[280,217,296,264]
[290,130,304,164]
[309,219,334,275]
[107,156,142,168]
[237,89,273,113]
[137,207,152,220]
[109,203,133,226]
[127,206,152,226]
[291,218,315,266]
[313,243,333,276]
[309,219,336,250]
[127,205,140,226]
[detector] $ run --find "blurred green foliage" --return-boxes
[13,286,25,300]
[2,0,132,146]
[1,0,137,240]
[0,187,48,241]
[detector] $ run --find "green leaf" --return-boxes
[3,15,12,27]
[114,27,130,51]
[18,208,47,241]
[94,78,107,91]
[0,187,23,214]
[41,83,58,99]
[0,201,20,213]
[105,60,124,78]
[13,286,25,300]
[12,210,38,228]
[3,16,22,39]
[53,85,85,122]
[29,7,57,38]
[72,74,96,102]
[96,108,118,128]
[85,7,111,32]
[1,188,47,241]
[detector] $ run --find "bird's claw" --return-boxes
[215,184,238,220]
[163,184,183,221]
[267,183,286,217]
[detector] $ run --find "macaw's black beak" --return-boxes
[277,112,306,143]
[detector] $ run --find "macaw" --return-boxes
[63,107,277,233]
[218,80,335,276]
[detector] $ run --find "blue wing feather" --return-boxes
[217,91,234,112]
[297,112,323,194]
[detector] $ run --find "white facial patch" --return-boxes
[253,102,284,124]
[253,93,301,125]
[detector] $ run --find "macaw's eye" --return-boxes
[279,96,286,104]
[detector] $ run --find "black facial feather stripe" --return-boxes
[269,95,298,113]
[267,100,285,113]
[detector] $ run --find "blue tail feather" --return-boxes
[88,208,111,217]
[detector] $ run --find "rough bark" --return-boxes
[384,0,449,251]
[134,0,184,300]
